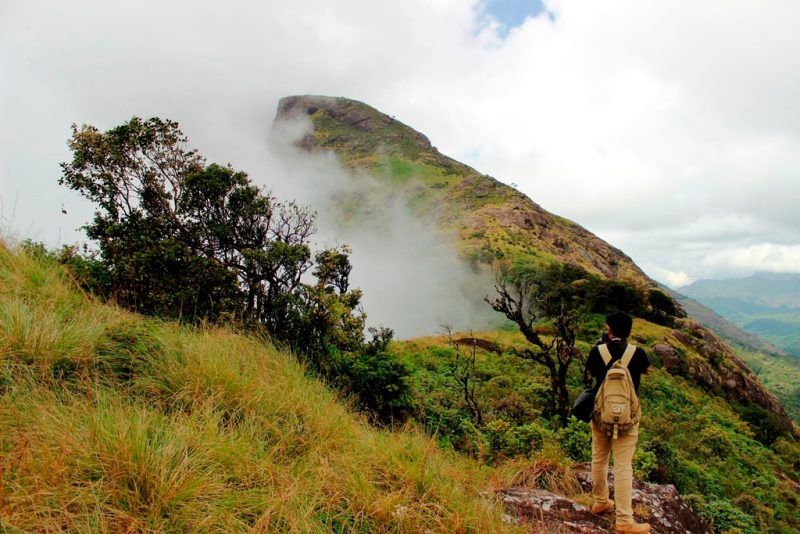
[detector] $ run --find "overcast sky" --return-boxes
[2,0,800,288]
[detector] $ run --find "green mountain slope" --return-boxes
[672,290,800,421]
[390,326,800,532]
[277,95,650,285]
[0,243,511,532]
[275,95,795,434]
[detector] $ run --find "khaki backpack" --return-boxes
[593,343,640,439]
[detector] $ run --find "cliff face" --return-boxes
[650,321,789,419]
[274,94,795,433]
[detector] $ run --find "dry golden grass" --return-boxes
[496,443,580,498]
[0,243,519,533]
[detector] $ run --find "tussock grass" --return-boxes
[498,444,580,497]
[0,243,516,532]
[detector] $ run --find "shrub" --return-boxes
[697,498,758,534]
[638,439,680,485]
[482,419,552,461]
[633,448,658,481]
[331,348,413,426]
[737,403,786,446]
[698,426,733,456]
[556,416,592,462]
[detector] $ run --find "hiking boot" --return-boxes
[614,522,651,533]
[590,499,614,514]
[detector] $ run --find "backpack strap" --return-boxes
[598,343,637,368]
[620,344,637,368]
[598,344,613,366]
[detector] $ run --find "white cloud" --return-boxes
[702,244,800,275]
[647,268,694,289]
[2,0,800,288]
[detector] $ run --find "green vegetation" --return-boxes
[56,117,412,426]
[292,96,800,532]
[390,326,800,533]
[673,292,800,424]
[734,345,800,421]
[5,99,799,532]
[10,240,797,532]
[0,243,515,532]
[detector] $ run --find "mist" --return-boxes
[261,117,495,339]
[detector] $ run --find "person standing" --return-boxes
[585,311,651,533]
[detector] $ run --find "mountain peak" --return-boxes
[275,94,649,285]
[277,95,435,159]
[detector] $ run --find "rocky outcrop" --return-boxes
[498,464,711,533]
[277,95,436,158]
[669,322,793,432]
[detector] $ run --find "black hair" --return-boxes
[606,311,633,339]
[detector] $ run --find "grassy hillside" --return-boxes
[0,243,514,532]
[731,346,800,423]
[390,325,800,533]
[671,291,800,422]
[3,243,799,533]
[702,298,800,355]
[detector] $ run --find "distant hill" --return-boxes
[682,272,800,308]
[681,274,800,356]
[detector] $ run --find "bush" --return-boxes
[644,288,684,326]
[482,419,552,462]
[330,348,413,426]
[633,448,658,481]
[698,426,733,456]
[639,439,680,485]
[556,416,592,462]
[697,498,758,534]
[737,403,787,446]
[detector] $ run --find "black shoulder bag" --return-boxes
[571,387,595,422]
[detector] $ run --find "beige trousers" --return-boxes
[591,421,639,525]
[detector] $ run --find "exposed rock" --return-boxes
[667,322,794,433]
[498,464,711,534]
[276,95,434,157]
[499,487,611,533]
[653,343,680,370]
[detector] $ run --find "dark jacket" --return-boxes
[585,338,650,394]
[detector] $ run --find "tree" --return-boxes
[58,116,408,425]
[60,118,240,319]
[59,117,363,355]
[444,326,484,427]
[486,264,586,420]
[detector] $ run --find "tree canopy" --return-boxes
[60,117,411,424]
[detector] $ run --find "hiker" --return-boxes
[585,311,651,533]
